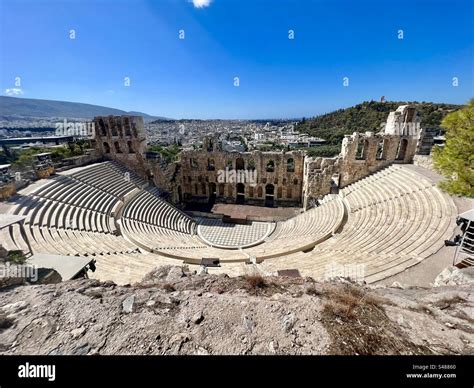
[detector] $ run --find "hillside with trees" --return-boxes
[297,101,462,156]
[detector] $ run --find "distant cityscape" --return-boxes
[0,116,326,153]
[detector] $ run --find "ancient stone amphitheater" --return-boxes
[0,159,457,285]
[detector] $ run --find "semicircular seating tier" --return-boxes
[0,161,458,285]
[119,191,345,263]
[256,165,457,283]
[0,161,180,284]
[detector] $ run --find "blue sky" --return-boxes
[1,0,472,119]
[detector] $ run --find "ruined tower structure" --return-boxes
[92,105,424,210]
[92,116,151,180]
[302,105,422,208]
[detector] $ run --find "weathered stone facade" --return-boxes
[33,153,55,179]
[302,105,422,207]
[92,105,424,210]
[174,137,304,207]
[92,116,151,181]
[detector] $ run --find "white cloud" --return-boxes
[190,0,212,8]
[5,88,24,96]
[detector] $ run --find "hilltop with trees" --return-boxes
[297,101,462,157]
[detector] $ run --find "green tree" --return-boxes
[433,99,474,197]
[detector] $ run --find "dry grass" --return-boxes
[305,285,323,296]
[321,284,430,355]
[323,285,383,321]
[244,275,267,291]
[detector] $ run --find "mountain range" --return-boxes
[0,96,168,121]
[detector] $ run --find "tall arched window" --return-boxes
[396,138,408,161]
[249,186,254,197]
[376,140,384,160]
[277,187,283,198]
[124,117,132,136]
[236,157,245,170]
[114,141,122,153]
[127,141,134,154]
[99,119,107,136]
[110,119,118,136]
[207,159,215,171]
[266,160,275,172]
[247,159,256,171]
[103,142,111,154]
[287,158,295,172]
[356,139,365,160]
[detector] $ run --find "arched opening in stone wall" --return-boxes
[287,158,295,172]
[257,186,263,198]
[103,142,111,154]
[99,119,107,136]
[236,158,245,170]
[396,138,408,161]
[362,139,370,159]
[277,186,283,199]
[265,184,275,207]
[208,183,216,204]
[247,159,256,171]
[356,139,365,160]
[207,159,215,171]
[219,184,225,196]
[249,186,254,198]
[236,183,245,204]
[376,140,384,160]
[266,160,275,172]
[287,187,293,199]
[127,141,134,154]
[207,139,214,152]
[111,120,118,137]
[116,118,123,137]
[114,141,122,153]
[124,117,132,136]
[132,122,138,138]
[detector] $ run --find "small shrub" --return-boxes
[244,275,267,290]
[7,250,26,264]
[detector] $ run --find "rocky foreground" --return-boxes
[0,266,473,355]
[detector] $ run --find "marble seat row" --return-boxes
[255,166,457,283]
